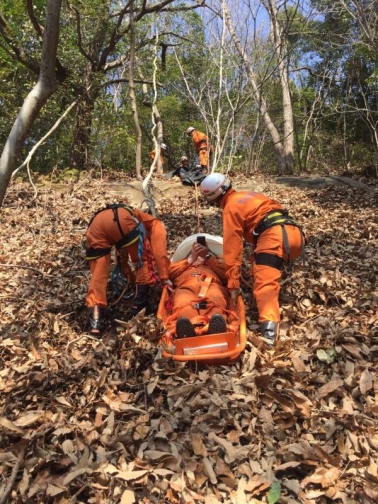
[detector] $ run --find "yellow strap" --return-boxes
[86,255,104,261]
[119,235,139,248]
[266,211,284,220]
[198,276,212,298]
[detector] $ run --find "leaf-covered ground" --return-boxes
[0,171,377,504]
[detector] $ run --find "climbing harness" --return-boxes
[86,204,140,261]
[253,209,306,270]
[86,203,160,287]
[253,209,302,235]
[86,204,143,265]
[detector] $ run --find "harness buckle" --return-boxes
[193,300,208,310]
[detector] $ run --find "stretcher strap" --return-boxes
[161,296,240,339]
[198,276,212,298]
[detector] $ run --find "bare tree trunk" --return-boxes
[69,83,98,170]
[139,68,165,175]
[264,0,296,173]
[128,0,143,180]
[222,2,287,174]
[0,0,62,206]
[281,70,294,173]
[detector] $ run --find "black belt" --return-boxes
[253,210,300,237]
[86,247,111,261]
[86,227,140,261]
[115,226,140,249]
[253,210,305,270]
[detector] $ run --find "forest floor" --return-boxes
[0,170,377,504]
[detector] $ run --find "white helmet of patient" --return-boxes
[172,234,223,262]
[200,173,231,201]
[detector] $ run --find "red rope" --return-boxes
[143,236,159,284]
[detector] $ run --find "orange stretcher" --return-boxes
[157,289,247,365]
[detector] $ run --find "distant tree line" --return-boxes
[0,0,377,202]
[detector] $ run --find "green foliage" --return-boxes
[1,0,378,178]
[267,481,281,504]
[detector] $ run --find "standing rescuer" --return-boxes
[85,204,170,336]
[149,143,167,171]
[200,174,305,345]
[186,127,213,171]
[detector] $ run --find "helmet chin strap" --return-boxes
[207,197,221,207]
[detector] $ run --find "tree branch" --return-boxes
[12,99,78,179]
[26,0,44,38]
[66,1,96,66]
[0,15,40,74]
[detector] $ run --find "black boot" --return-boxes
[208,314,227,334]
[88,305,106,337]
[176,317,196,338]
[260,321,278,346]
[130,284,150,317]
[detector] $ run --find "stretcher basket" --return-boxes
[157,288,247,365]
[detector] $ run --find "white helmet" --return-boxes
[200,173,231,201]
[181,155,188,161]
[186,127,195,135]
[161,143,167,150]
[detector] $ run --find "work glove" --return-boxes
[228,289,240,304]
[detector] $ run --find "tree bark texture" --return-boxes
[0,0,62,206]
[129,1,143,181]
[264,0,294,174]
[69,89,97,170]
[222,2,287,174]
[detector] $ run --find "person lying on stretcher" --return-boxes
[165,241,238,338]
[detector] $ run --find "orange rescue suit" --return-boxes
[191,130,213,169]
[166,256,228,333]
[149,150,165,167]
[220,189,304,324]
[85,207,169,308]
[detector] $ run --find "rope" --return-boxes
[111,263,134,302]
[194,182,200,233]
[143,235,159,284]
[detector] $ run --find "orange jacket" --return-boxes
[169,255,226,286]
[191,130,213,154]
[86,207,170,281]
[149,150,165,165]
[220,189,284,289]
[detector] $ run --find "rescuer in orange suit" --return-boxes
[149,143,167,171]
[200,174,305,346]
[186,127,213,171]
[85,204,170,336]
[166,242,232,338]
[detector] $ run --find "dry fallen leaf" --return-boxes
[359,368,373,394]
[0,175,377,504]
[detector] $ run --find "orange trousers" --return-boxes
[86,210,156,308]
[198,147,212,169]
[166,279,228,333]
[252,225,304,323]
[86,245,153,307]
